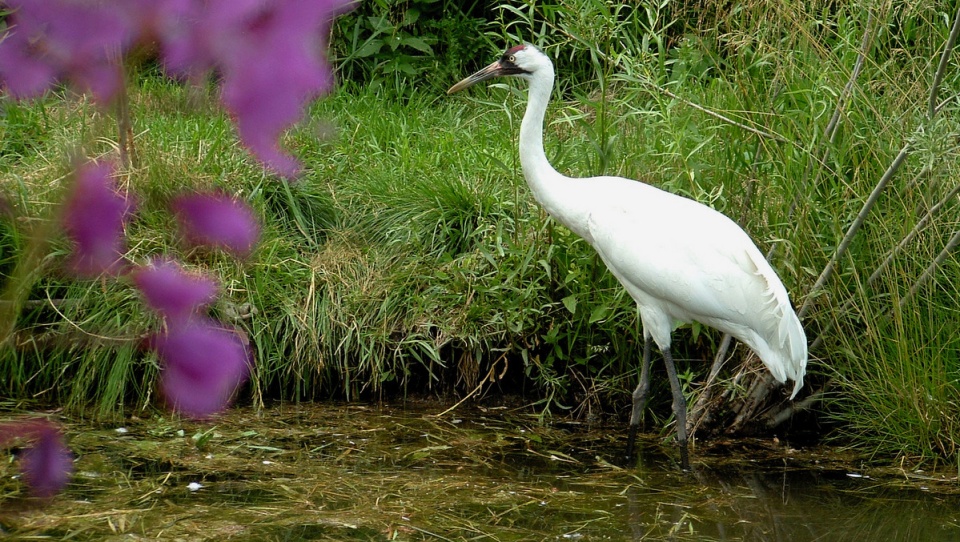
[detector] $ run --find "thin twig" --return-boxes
[0,298,79,308]
[929,4,960,119]
[807,5,960,343]
[812,231,960,352]
[112,50,136,169]
[429,354,505,418]
[870,182,960,287]
[900,228,960,308]
[655,86,788,143]
[687,334,733,435]
[824,11,876,143]
[800,8,878,264]
[798,142,911,321]
[810,228,960,354]
[797,9,886,321]
[906,3,960,311]
[809,179,960,353]
[765,384,830,429]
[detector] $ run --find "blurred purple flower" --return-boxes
[133,258,218,322]
[0,0,134,102]
[115,0,192,42]
[172,192,259,258]
[1,0,354,175]
[19,424,73,498]
[151,318,251,418]
[0,419,73,498]
[162,0,355,176]
[62,161,135,277]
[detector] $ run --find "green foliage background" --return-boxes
[2,0,960,465]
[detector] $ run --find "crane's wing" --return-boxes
[584,183,766,318]
[583,179,806,392]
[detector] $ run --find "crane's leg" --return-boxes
[661,346,690,470]
[625,336,654,459]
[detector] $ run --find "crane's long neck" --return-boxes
[518,67,587,235]
[518,70,558,183]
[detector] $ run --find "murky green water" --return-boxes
[2,403,959,540]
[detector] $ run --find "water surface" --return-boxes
[2,403,958,540]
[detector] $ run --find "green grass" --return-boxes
[828,275,960,464]
[2,1,960,463]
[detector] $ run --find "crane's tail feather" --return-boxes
[746,249,808,399]
[783,308,807,399]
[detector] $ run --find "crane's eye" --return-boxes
[508,54,516,63]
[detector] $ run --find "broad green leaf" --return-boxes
[354,40,383,58]
[400,36,433,54]
[588,305,609,324]
[401,8,420,27]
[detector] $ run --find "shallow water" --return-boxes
[2,403,958,541]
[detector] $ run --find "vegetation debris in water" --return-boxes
[3,403,960,541]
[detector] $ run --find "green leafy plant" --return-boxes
[334,0,489,97]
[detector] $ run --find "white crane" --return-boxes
[448,44,807,469]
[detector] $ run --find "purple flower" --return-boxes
[1,0,354,175]
[19,425,73,498]
[172,192,260,258]
[133,258,219,322]
[0,419,73,498]
[161,0,355,176]
[0,0,134,102]
[151,318,252,418]
[61,161,135,277]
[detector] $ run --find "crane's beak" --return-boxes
[447,60,505,94]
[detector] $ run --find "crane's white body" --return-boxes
[449,44,806,465]
[540,174,806,393]
[511,45,806,395]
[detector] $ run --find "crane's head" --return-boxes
[447,44,552,94]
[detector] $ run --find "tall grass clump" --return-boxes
[830,272,960,462]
